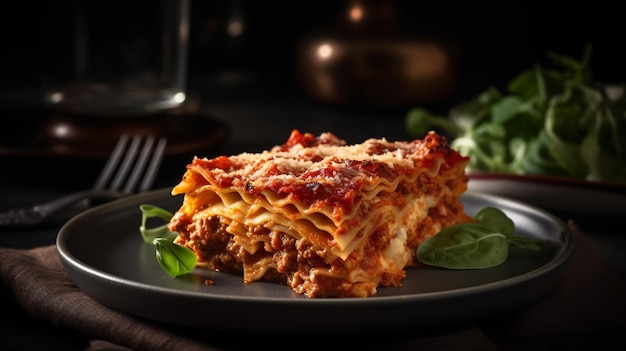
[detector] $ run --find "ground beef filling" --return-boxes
[169,213,383,297]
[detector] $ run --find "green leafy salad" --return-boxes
[139,204,547,275]
[405,45,626,183]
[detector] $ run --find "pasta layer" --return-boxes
[168,130,472,298]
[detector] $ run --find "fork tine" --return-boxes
[123,135,156,193]
[0,134,167,227]
[110,135,143,192]
[138,137,167,193]
[93,134,167,195]
[92,134,130,191]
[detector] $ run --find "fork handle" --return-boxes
[0,190,125,227]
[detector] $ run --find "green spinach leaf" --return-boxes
[416,207,548,269]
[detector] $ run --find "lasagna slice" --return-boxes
[168,130,472,298]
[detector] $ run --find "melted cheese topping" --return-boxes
[168,129,471,298]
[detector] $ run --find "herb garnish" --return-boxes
[416,207,547,269]
[140,204,545,274]
[139,204,197,276]
[406,44,626,183]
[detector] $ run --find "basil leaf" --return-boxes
[139,204,178,243]
[416,223,509,269]
[153,238,197,276]
[139,204,198,277]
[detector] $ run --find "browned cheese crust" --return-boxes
[168,130,471,298]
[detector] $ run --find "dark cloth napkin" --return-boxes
[1,220,625,351]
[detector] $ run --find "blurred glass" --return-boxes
[42,0,190,117]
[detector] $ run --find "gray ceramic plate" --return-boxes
[468,171,626,215]
[57,188,574,335]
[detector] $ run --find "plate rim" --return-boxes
[467,170,626,193]
[56,188,575,333]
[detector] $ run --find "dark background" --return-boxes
[1,5,625,349]
[1,0,624,111]
[187,0,625,90]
